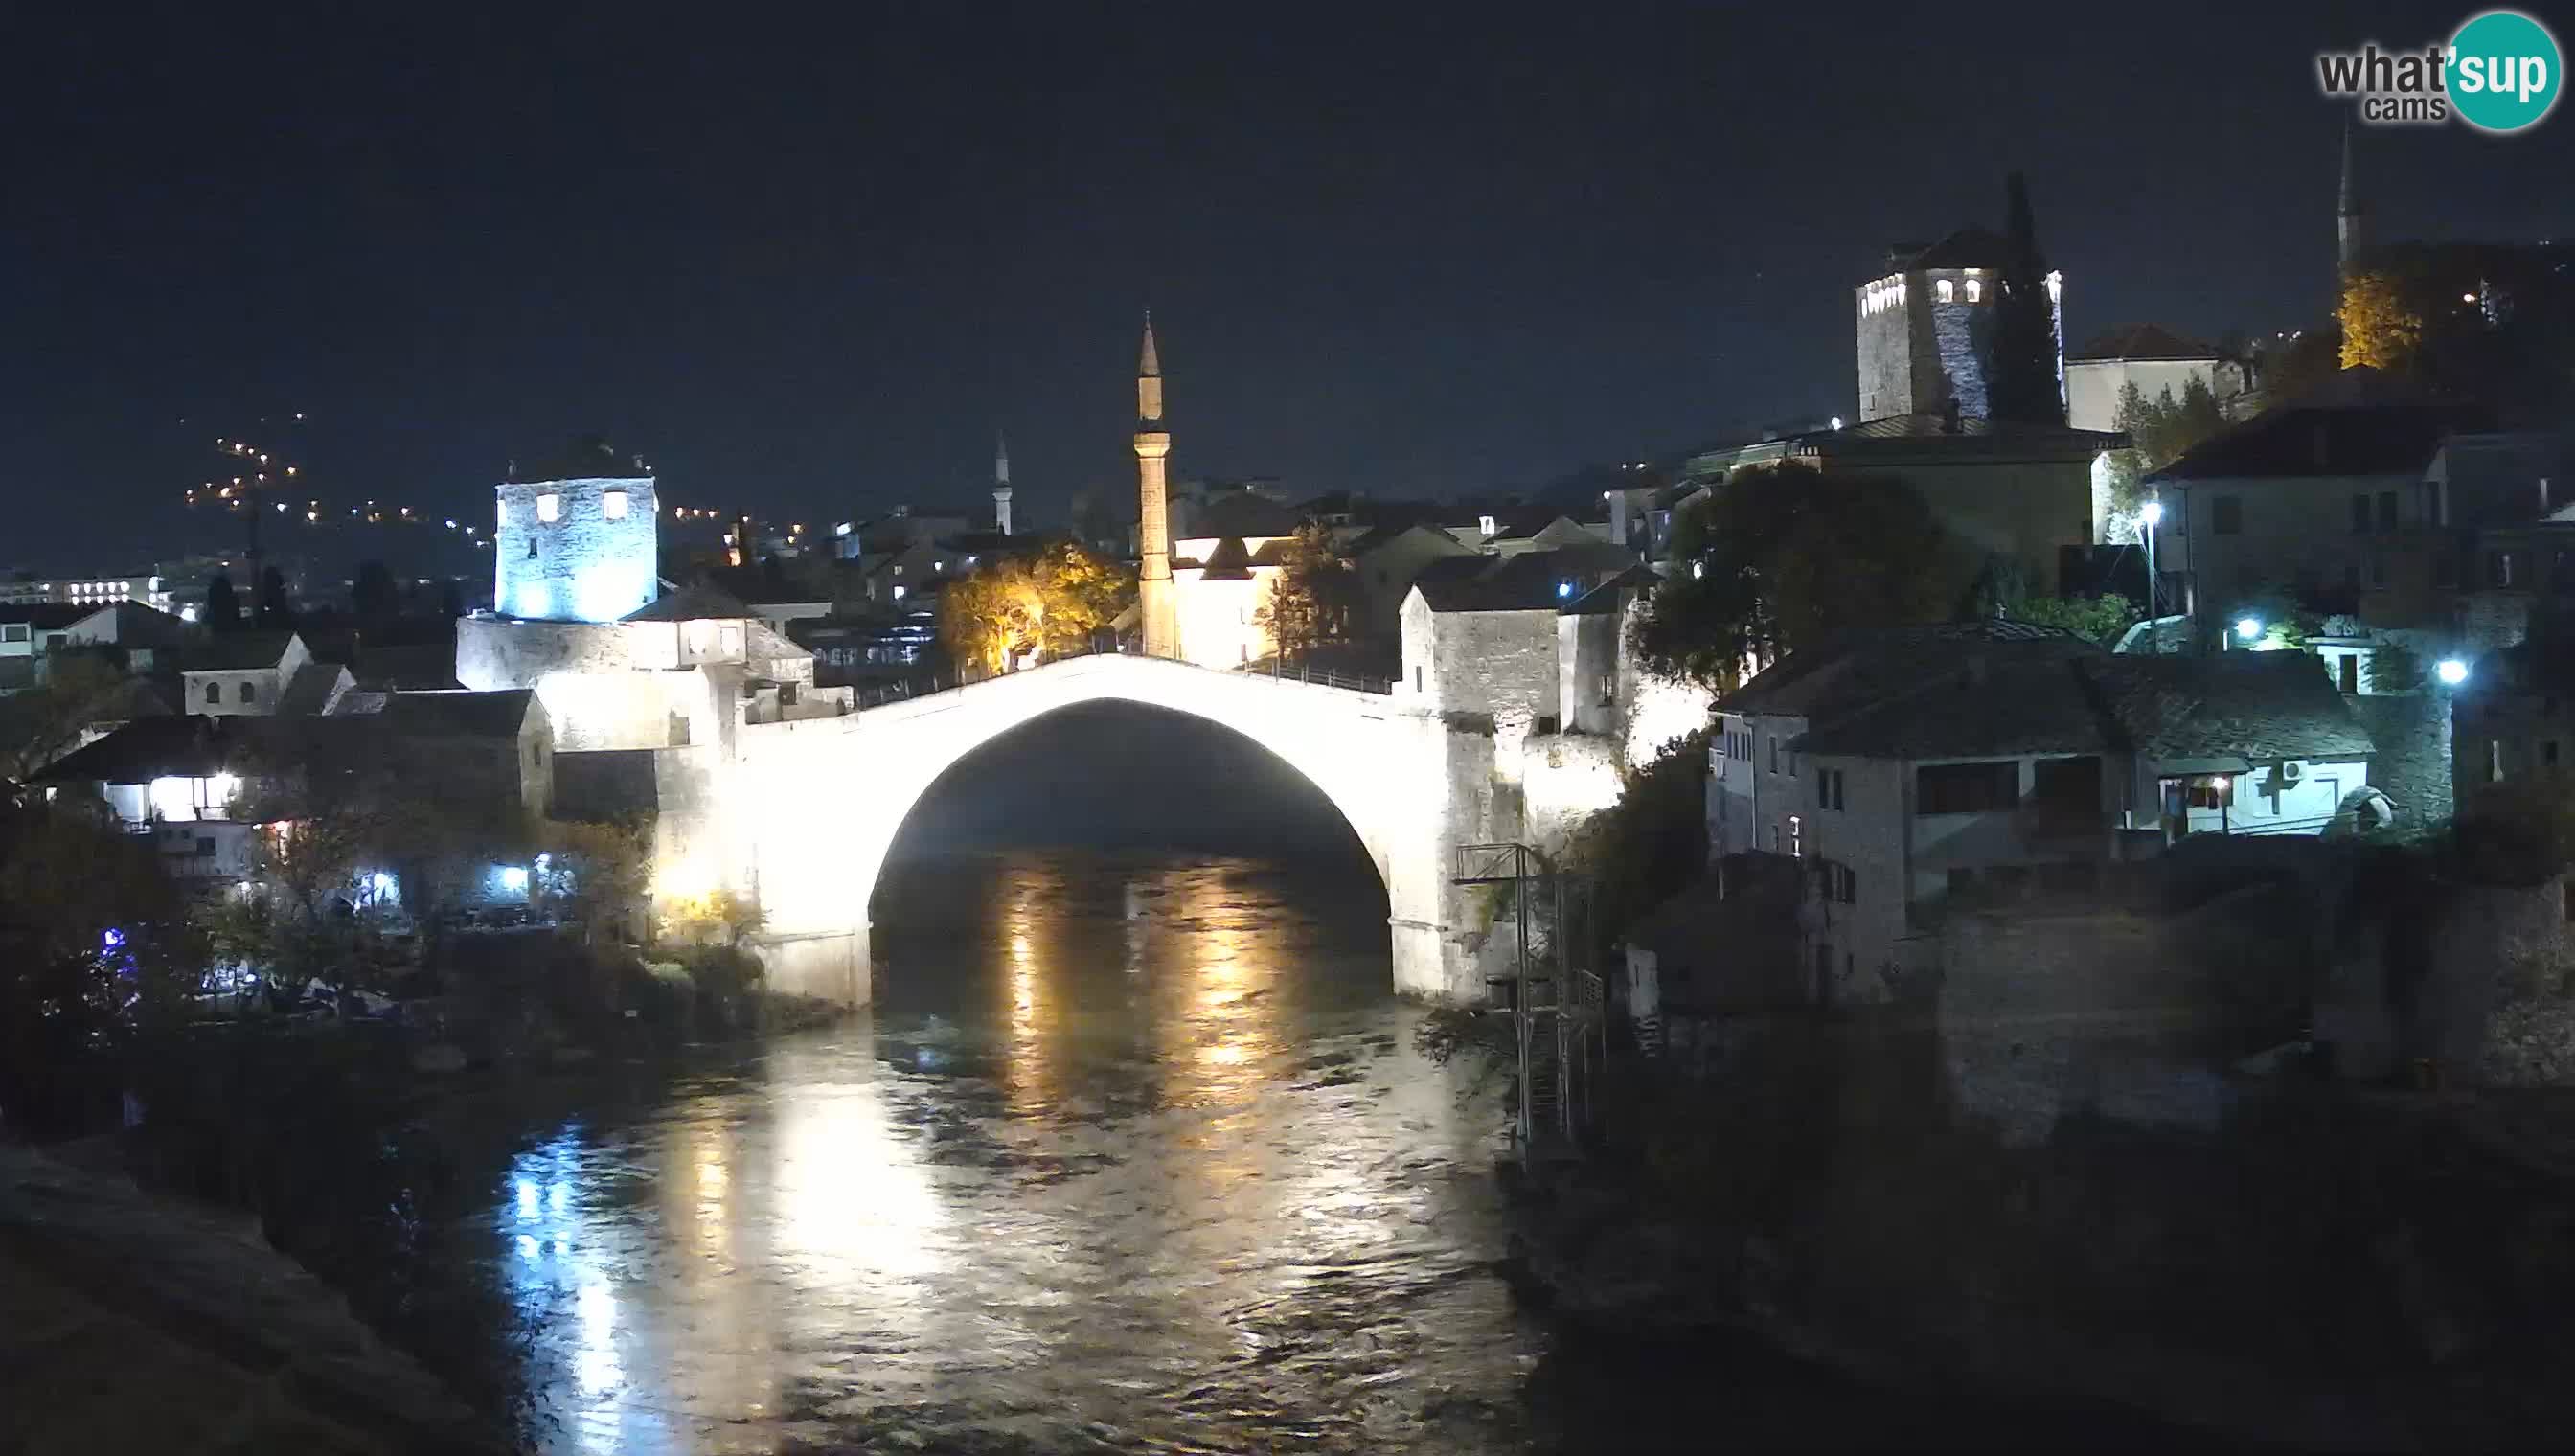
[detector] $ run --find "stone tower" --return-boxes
[1854,229,2058,421]
[1133,313,1179,658]
[2336,121,2366,275]
[492,437,658,623]
[992,431,1014,536]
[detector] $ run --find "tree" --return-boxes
[1630,466,1968,690]
[351,559,398,633]
[2339,268,2425,373]
[0,797,200,1133]
[541,816,652,946]
[938,541,1133,675]
[1253,522,1359,663]
[2000,593,2141,646]
[256,565,292,627]
[1986,171,2065,426]
[2365,641,2426,694]
[0,652,129,783]
[203,573,241,631]
[438,580,467,621]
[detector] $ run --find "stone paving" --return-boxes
[0,1147,507,1454]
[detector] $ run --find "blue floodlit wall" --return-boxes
[494,476,660,623]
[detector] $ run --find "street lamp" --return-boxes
[2138,498,2164,648]
[2437,657,2470,686]
[2235,617,2263,644]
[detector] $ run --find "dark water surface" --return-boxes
[438,851,2172,1452]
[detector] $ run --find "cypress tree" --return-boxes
[202,573,240,631]
[1986,171,2065,426]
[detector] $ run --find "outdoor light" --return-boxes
[2437,658,2470,686]
[2140,500,2164,528]
[2236,617,2263,642]
[499,865,530,892]
[1557,580,1575,600]
[1830,415,1845,430]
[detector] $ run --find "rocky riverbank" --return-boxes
[0,1146,511,1454]
[1504,1050,2575,1452]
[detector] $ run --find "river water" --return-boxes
[430,850,2159,1453]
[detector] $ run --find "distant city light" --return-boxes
[2437,658,2470,686]
[2235,617,2262,642]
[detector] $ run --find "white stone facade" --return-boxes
[495,475,659,624]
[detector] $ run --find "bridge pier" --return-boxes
[754,924,872,1010]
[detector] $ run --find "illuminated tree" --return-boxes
[1253,522,1358,663]
[2338,269,2424,372]
[1999,592,2140,645]
[938,541,1133,674]
[0,652,130,782]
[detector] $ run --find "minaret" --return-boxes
[1133,312,1180,659]
[992,431,1014,536]
[2336,121,2365,275]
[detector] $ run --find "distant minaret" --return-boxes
[2336,121,2366,276]
[992,431,1014,536]
[1133,312,1179,659]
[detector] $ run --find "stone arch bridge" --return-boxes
[680,653,1592,1008]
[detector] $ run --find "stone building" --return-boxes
[493,438,659,625]
[1854,228,2062,421]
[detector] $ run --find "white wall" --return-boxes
[2065,357,2221,434]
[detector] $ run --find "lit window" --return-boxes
[536,493,561,522]
[603,489,629,520]
[1965,278,1983,303]
[1936,279,1954,303]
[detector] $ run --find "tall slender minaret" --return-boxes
[2336,121,2366,276]
[991,430,1014,536]
[1133,311,1179,659]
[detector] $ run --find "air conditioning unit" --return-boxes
[2277,760,2304,785]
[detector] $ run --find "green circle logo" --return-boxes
[2450,10,2562,132]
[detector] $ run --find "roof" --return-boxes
[349,641,464,692]
[1794,656,2116,759]
[1196,536,1256,580]
[1187,491,1302,540]
[1886,227,2012,272]
[1347,521,1470,557]
[376,689,538,739]
[1727,621,2099,720]
[1562,565,1663,617]
[2147,391,2495,483]
[180,629,299,672]
[1412,551,1595,613]
[510,435,649,484]
[71,600,195,648]
[0,603,92,630]
[2069,324,2222,363]
[273,661,349,717]
[621,585,750,623]
[1686,414,2125,473]
[2080,652,2374,762]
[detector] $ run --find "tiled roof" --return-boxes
[376,689,538,739]
[1412,550,1591,613]
[1794,655,2116,759]
[181,629,299,672]
[1727,621,2098,719]
[622,585,751,623]
[1196,536,1256,580]
[2149,385,2492,483]
[2079,652,2374,762]
[0,603,88,630]
[1561,565,1663,617]
[273,661,349,717]
[2069,324,2222,363]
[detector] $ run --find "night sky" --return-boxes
[7,2,2571,575]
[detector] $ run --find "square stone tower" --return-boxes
[494,442,660,623]
[1854,228,2062,421]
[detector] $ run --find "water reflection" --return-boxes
[478,853,1529,1453]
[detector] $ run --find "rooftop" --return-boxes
[1727,620,2098,720]
[2147,383,2495,483]
[2069,324,2223,364]
[180,629,300,672]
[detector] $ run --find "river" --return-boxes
[417,849,2184,1453]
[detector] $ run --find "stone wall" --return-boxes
[2351,692,2453,826]
[1937,880,2309,1146]
[494,475,657,623]
[2423,878,2575,1086]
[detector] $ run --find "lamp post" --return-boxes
[2139,498,2164,650]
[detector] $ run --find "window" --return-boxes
[204,680,222,704]
[1768,739,1777,774]
[2546,740,2563,768]
[2352,493,2371,534]
[2491,551,2519,588]
[1816,859,1856,904]
[2183,776,2232,809]
[1815,767,1846,810]
[498,499,510,526]
[603,489,629,520]
[1413,667,1424,692]
[1915,761,2021,815]
[536,492,561,523]
[2211,496,2243,535]
[1936,278,1955,303]
[1965,278,1983,303]
[2378,491,2399,532]
[1789,814,1803,857]
[239,680,257,704]
[1,624,26,644]
[2339,654,2359,694]
[1597,672,1615,706]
